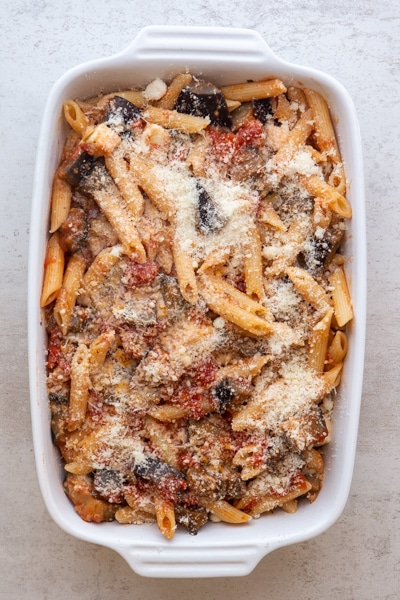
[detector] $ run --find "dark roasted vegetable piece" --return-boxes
[48,392,69,405]
[93,469,126,504]
[105,95,142,135]
[175,504,208,535]
[252,97,282,127]
[175,79,232,127]
[62,149,97,188]
[131,455,187,502]
[212,378,235,412]
[186,465,224,499]
[195,181,227,235]
[58,207,88,253]
[252,98,273,124]
[131,455,186,483]
[69,160,116,198]
[300,227,344,275]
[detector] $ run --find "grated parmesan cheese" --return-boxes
[142,78,168,101]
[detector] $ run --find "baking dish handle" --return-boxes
[119,25,281,65]
[115,541,271,578]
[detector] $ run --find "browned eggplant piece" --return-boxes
[105,95,142,132]
[49,394,69,443]
[62,148,97,188]
[281,405,328,451]
[58,206,88,253]
[252,98,274,124]
[93,468,126,504]
[212,378,235,412]
[131,455,187,502]
[48,391,68,405]
[131,455,186,484]
[195,181,227,234]
[65,159,112,197]
[300,226,344,275]
[175,504,208,535]
[186,465,224,499]
[175,79,232,127]
[252,97,282,127]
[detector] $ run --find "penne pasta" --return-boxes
[205,500,252,523]
[89,330,115,374]
[198,273,274,336]
[143,106,210,133]
[40,232,65,307]
[172,236,198,304]
[327,330,348,367]
[286,266,332,312]
[63,100,90,136]
[329,267,354,327]
[105,150,145,218]
[216,354,272,381]
[220,78,287,102]
[303,88,341,162]
[95,89,147,109]
[249,480,312,516]
[83,245,123,296]
[54,253,86,335]
[155,73,193,109]
[286,86,307,109]
[148,404,191,422]
[49,174,72,233]
[129,154,175,217]
[86,165,146,262]
[299,173,352,218]
[154,497,176,539]
[308,307,334,373]
[258,203,287,232]
[321,361,343,393]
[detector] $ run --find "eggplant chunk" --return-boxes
[131,455,185,483]
[301,227,344,275]
[252,98,273,124]
[175,80,231,127]
[195,182,227,235]
[131,455,187,502]
[58,207,88,253]
[212,378,235,412]
[63,149,97,188]
[93,469,126,503]
[105,95,142,135]
[175,504,208,535]
[252,98,282,127]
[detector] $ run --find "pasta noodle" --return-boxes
[43,72,353,539]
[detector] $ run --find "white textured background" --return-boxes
[1,1,399,598]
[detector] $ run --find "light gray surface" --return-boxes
[1,1,399,598]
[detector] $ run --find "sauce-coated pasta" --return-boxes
[43,75,352,538]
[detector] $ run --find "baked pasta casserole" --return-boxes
[41,72,353,538]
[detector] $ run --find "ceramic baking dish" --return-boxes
[28,25,366,578]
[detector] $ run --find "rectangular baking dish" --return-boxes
[28,25,366,578]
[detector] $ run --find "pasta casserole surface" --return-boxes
[42,73,353,538]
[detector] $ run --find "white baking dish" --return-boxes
[28,26,366,578]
